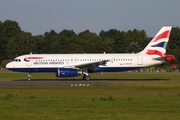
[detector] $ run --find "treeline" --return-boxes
[0,20,180,67]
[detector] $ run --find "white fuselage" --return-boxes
[6,53,163,73]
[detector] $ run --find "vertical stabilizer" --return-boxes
[139,26,172,56]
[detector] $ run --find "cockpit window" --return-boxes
[13,59,21,62]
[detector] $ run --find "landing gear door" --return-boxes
[137,55,143,65]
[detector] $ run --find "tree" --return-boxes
[60,29,76,38]
[78,30,103,53]
[125,29,149,52]
[100,29,127,53]
[2,20,21,37]
[127,42,141,53]
[6,32,36,59]
[0,20,22,62]
[113,31,126,53]
[101,38,114,53]
[168,27,180,64]
[42,30,58,53]
[34,35,45,53]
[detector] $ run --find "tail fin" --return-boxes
[139,26,172,56]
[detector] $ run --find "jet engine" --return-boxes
[56,68,82,77]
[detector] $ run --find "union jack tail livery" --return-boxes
[139,26,175,62]
[139,26,172,55]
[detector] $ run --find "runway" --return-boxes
[0,80,92,87]
[0,79,168,87]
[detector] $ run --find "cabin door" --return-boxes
[26,56,32,66]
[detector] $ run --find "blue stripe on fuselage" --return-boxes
[7,68,58,72]
[7,67,141,73]
[93,67,140,72]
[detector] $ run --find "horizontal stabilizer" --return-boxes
[153,55,175,62]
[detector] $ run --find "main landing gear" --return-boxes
[82,75,91,80]
[82,68,91,80]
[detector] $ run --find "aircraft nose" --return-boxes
[6,62,12,69]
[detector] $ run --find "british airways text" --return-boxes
[33,61,64,65]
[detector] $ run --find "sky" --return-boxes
[0,0,180,37]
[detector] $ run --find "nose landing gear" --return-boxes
[27,72,32,81]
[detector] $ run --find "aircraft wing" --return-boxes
[75,60,110,70]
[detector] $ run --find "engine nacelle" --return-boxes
[56,68,82,77]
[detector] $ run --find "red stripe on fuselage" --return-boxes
[25,57,44,59]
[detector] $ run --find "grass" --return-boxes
[0,71,180,119]
[0,86,180,119]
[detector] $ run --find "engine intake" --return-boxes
[56,68,82,77]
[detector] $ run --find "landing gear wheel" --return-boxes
[83,75,91,80]
[27,77,31,81]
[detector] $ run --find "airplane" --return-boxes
[6,26,175,81]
